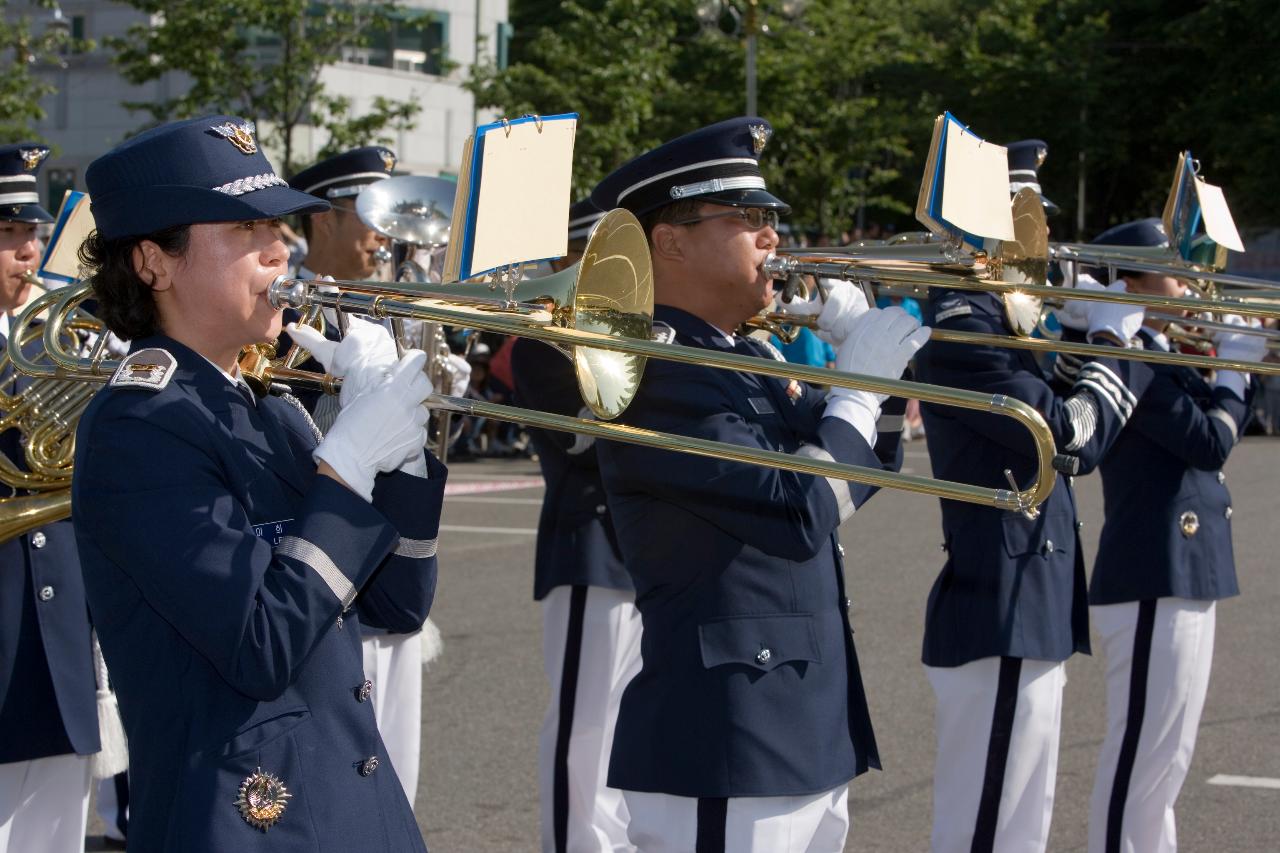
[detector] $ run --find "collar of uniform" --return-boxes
[1138,327,1171,353]
[652,304,741,349]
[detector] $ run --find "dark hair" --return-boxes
[79,224,191,340]
[640,199,703,246]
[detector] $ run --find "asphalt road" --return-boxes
[88,437,1279,851]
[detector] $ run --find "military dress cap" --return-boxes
[1092,217,1167,248]
[87,115,328,240]
[592,117,789,218]
[567,197,605,243]
[289,146,397,200]
[0,143,54,223]
[1006,139,1060,217]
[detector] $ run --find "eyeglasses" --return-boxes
[671,207,781,231]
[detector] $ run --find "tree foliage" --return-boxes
[0,0,91,142]
[475,0,1280,239]
[107,0,424,175]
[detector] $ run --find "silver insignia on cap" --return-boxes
[18,148,48,171]
[749,124,772,155]
[211,121,258,155]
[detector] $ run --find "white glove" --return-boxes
[1055,272,1106,332]
[775,278,870,346]
[287,317,398,408]
[1214,314,1265,398]
[825,307,931,443]
[313,351,432,501]
[1085,281,1144,344]
[444,353,471,398]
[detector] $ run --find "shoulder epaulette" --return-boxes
[108,348,177,392]
[651,321,677,345]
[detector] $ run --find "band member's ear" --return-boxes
[650,223,684,264]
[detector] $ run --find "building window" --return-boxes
[46,168,76,212]
[345,11,448,76]
[495,22,512,70]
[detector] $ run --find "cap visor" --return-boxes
[702,188,791,215]
[1,203,54,223]
[1041,195,1060,217]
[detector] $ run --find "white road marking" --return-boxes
[440,524,538,536]
[1207,774,1280,790]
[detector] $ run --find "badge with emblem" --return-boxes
[109,348,177,392]
[19,148,48,171]
[749,124,772,155]
[1179,510,1200,538]
[379,149,396,172]
[211,121,258,155]
[236,767,292,831]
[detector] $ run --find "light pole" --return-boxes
[695,0,806,118]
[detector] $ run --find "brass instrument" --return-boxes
[0,281,108,539]
[20,209,1062,513]
[760,189,1280,376]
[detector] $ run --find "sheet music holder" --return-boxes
[40,190,95,283]
[1163,151,1244,264]
[443,113,578,284]
[915,112,1017,252]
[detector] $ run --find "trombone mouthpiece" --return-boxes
[373,246,392,265]
[761,254,791,281]
[267,275,306,310]
[20,269,40,286]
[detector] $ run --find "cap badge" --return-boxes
[749,124,772,155]
[19,148,48,171]
[236,767,292,831]
[1034,146,1048,168]
[211,121,258,155]
[1179,510,1200,538]
[379,150,396,172]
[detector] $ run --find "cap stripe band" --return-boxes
[303,171,391,196]
[616,157,758,203]
[1009,169,1039,179]
[669,174,766,200]
[0,191,40,205]
[1009,180,1043,194]
[0,175,37,186]
[212,173,288,197]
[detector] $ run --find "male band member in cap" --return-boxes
[591,117,929,852]
[911,142,1155,853]
[285,147,451,812]
[73,115,443,851]
[0,144,102,853]
[1066,219,1266,853]
[511,198,643,853]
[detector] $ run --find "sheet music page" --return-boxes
[941,121,1016,241]
[41,191,96,281]
[468,116,576,276]
[1194,179,1245,253]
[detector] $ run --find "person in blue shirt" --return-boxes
[1074,219,1267,853]
[590,117,928,853]
[72,115,443,852]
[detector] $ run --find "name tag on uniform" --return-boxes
[748,397,776,415]
[252,518,296,547]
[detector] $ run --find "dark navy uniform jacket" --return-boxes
[0,326,99,764]
[72,335,443,852]
[597,305,902,798]
[913,291,1153,668]
[1089,329,1248,605]
[510,337,629,600]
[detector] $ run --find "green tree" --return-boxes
[108,0,426,175]
[0,0,90,142]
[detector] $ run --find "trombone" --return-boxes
[758,189,1280,376]
[16,209,1061,514]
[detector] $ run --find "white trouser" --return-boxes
[95,772,128,842]
[623,785,849,853]
[539,585,642,853]
[1088,598,1216,853]
[0,753,91,853]
[362,628,423,810]
[926,656,1067,853]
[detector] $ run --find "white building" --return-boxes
[18,0,509,208]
